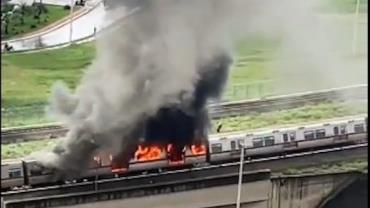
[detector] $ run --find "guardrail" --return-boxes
[1,84,367,144]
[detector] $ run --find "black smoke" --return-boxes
[114,53,233,164]
[144,53,232,143]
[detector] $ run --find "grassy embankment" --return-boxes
[280,158,367,175]
[2,35,366,127]
[2,43,95,127]
[1,0,367,158]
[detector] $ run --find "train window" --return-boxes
[289,132,296,141]
[264,136,275,146]
[8,168,22,178]
[333,127,339,135]
[230,141,236,151]
[315,129,326,139]
[211,143,223,153]
[304,131,315,140]
[354,124,365,133]
[252,138,263,147]
[283,133,288,143]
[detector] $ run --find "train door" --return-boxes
[282,131,297,147]
[167,144,186,166]
[333,124,347,140]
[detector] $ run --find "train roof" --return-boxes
[1,158,22,165]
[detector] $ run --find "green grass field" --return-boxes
[2,5,72,40]
[1,0,367,127]
[281,158,367,175]
[2,43,95,108]
[2,139,57,160]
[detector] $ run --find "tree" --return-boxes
[1,12,11,34]
[12,4,25,25]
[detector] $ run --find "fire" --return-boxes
[191,144,206,155]
[135,145,163,161]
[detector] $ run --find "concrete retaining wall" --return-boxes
[3,171,365,208]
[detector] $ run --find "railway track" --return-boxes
[1,84,367,144]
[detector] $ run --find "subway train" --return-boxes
[1,115,367,191]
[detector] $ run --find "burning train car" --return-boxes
[106,53,232,174]
[108,106,209,174]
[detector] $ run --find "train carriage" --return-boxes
[1,115,367,191]
[1,160,25,189]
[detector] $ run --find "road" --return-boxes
[5,0,105,51]
[4,0,131,52]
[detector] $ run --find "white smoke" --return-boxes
[35,0,365,173]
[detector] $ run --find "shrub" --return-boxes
[30,24,37,28]
[63,5,71,10]
[2,4,14,13]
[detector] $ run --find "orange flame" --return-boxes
[191,144,206,155]
[135,145,163,161]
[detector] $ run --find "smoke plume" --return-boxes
[34,0,364,174]
[36,0,237,174]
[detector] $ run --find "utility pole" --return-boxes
[69,0,74,45]
[352,0,360,55]
[236,142,245,208]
